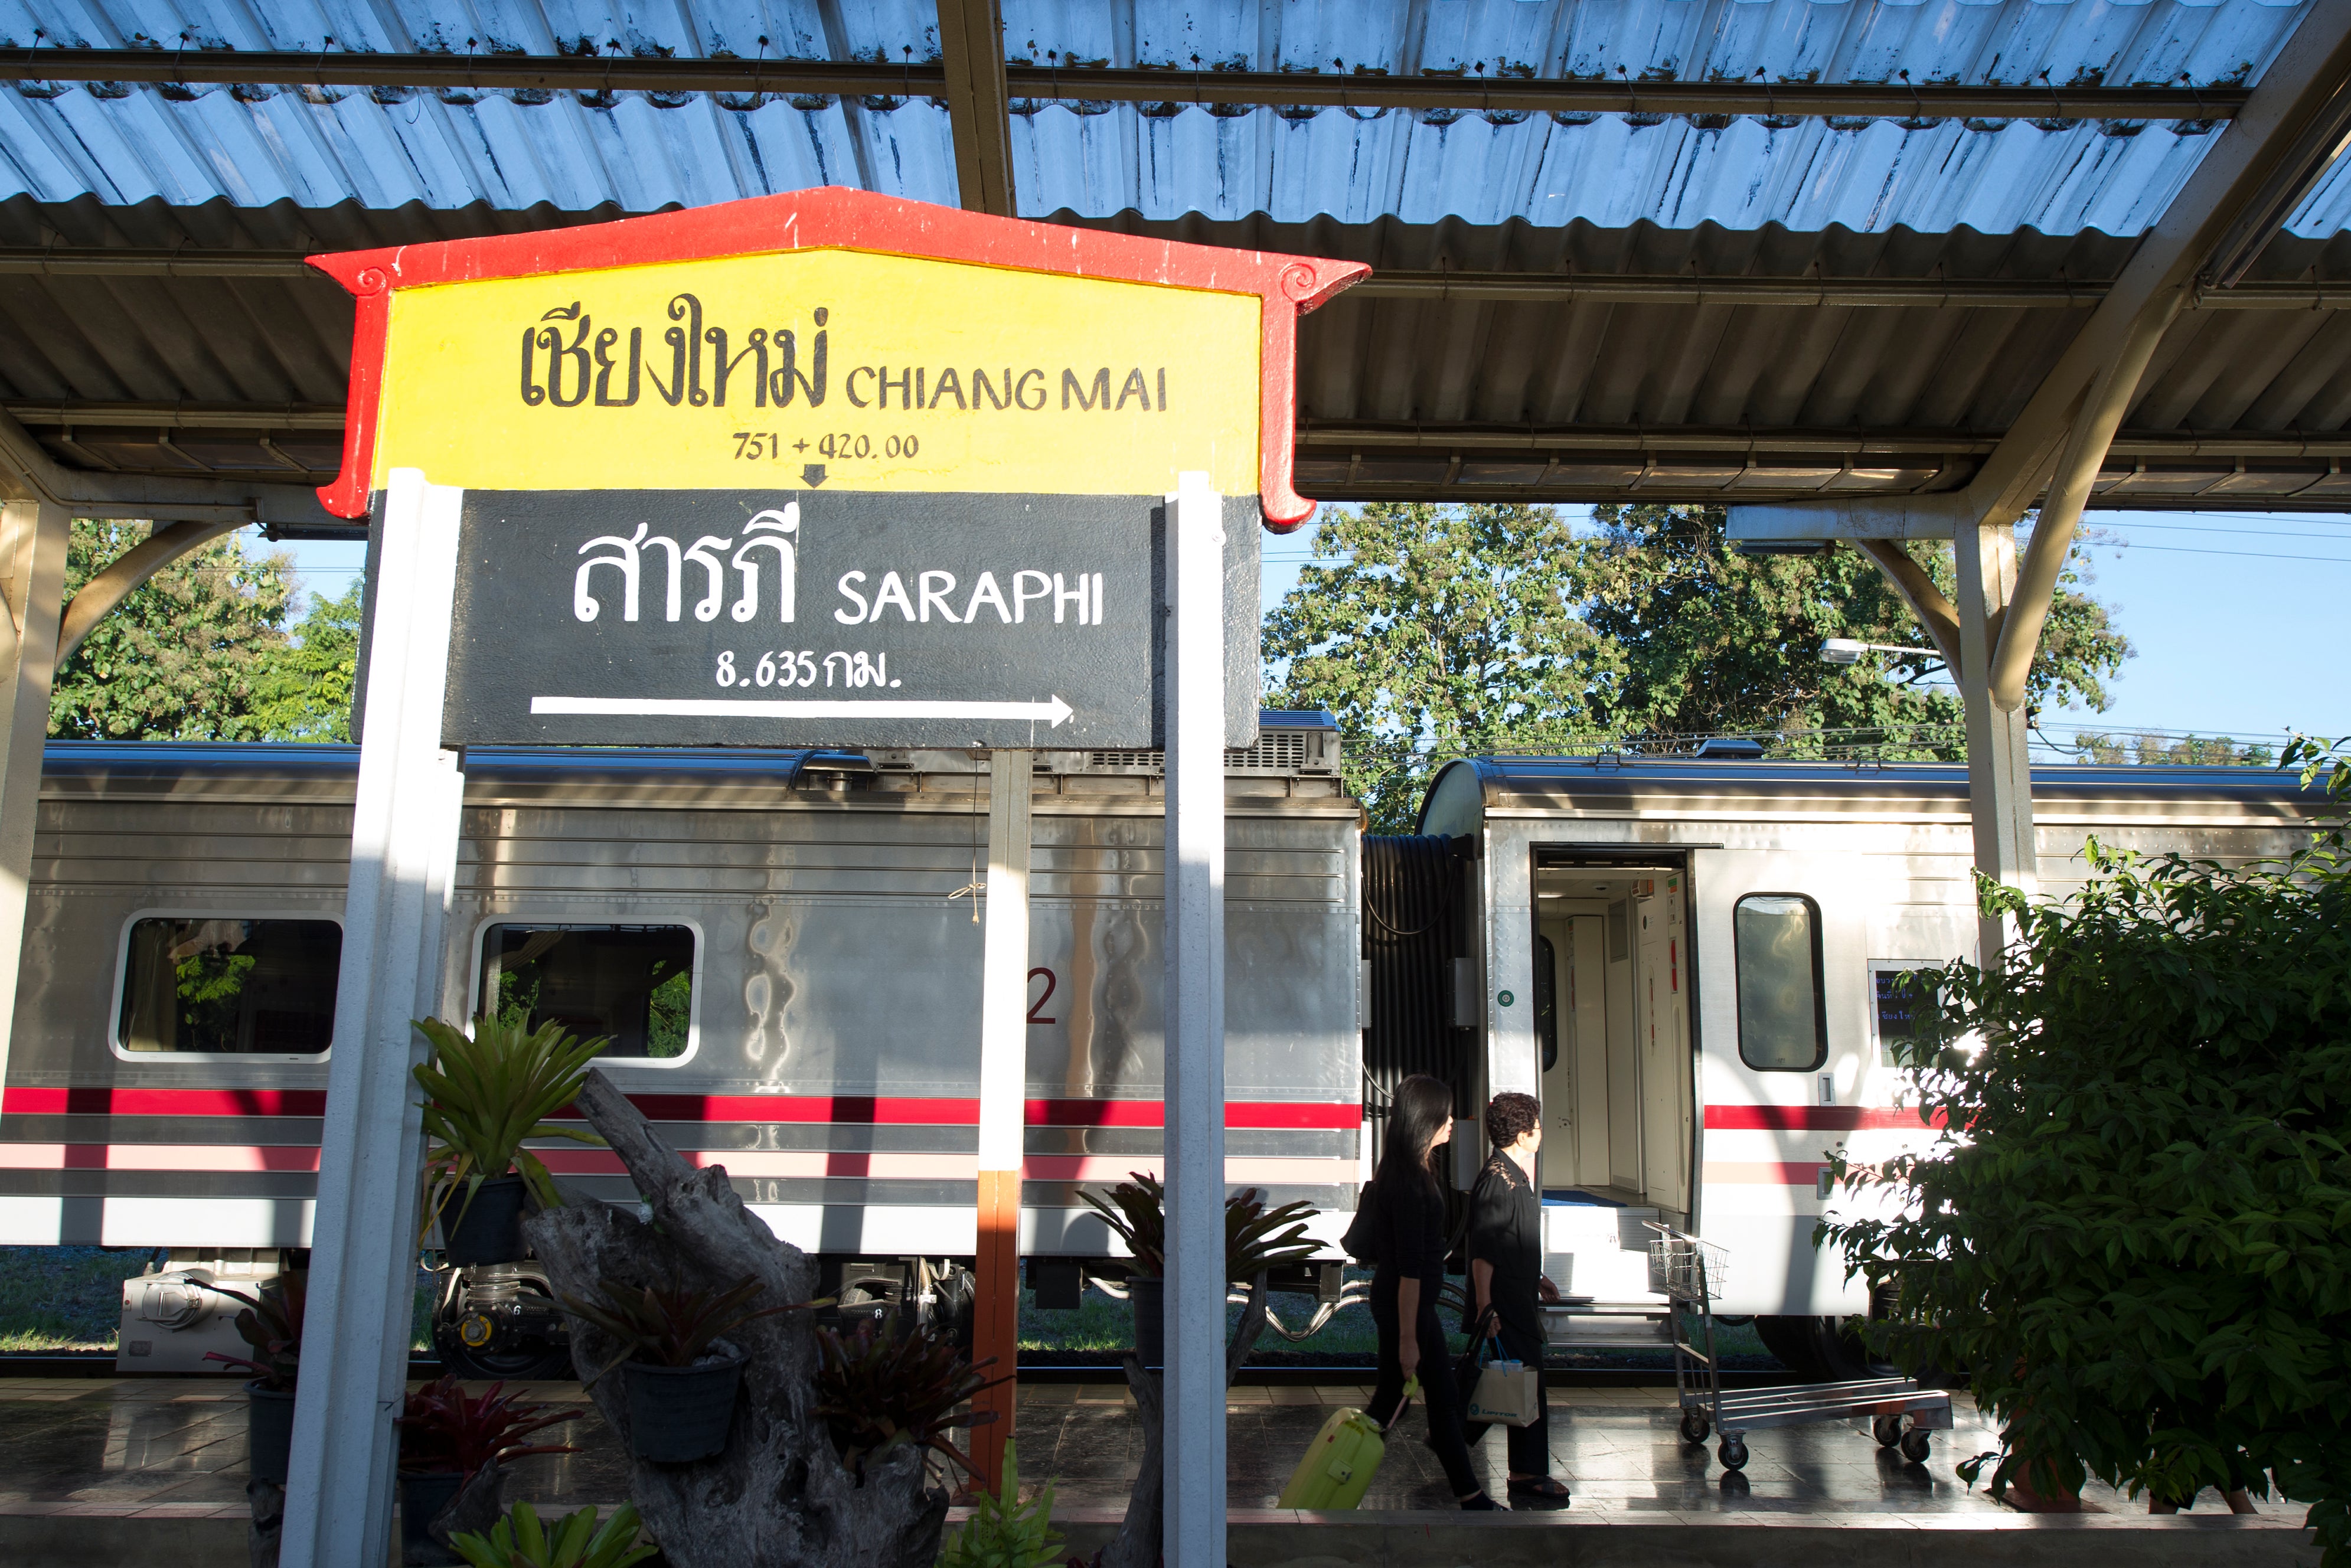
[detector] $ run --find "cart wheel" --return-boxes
[1899,1429,1933,1464]
[1872,1413,1905,1448]
[1719,1438,1749,1472]
[1679,1410,1712,1445]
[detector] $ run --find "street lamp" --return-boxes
[1821,637,1940,665]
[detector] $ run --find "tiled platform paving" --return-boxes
[0,1376,2311,1565]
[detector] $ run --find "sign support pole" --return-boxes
[283,469,467,1568]
[972,745,1031,1494]
[1162,473,1226,1567]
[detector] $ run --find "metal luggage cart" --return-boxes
[1648,1225,1953,1473]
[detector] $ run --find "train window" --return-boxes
[1872,966,1937,1066]
[476,924,696,1060]
[1733,894,1827,1072]
[116,917,342,1056]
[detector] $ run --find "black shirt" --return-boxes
[1370,1164,1449,1292]
[1467,1151,1542,1299]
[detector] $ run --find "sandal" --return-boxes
[1507,1476,1571,1508]
[1459,1492,1507,1511]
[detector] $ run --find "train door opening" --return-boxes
[1532,857,1692,1219]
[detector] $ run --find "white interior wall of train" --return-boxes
[0,712,1363,1259]
[1416,756,2329,1319]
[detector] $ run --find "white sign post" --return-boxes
[1161,472,1227,1566]
[282,471,469,1567]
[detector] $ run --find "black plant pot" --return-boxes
[623,1347,744,1463]
[246,1382,296,1484]
[442,1173,528,1265]
[1129,1276,1164,1370]
[399,1468,502,1566]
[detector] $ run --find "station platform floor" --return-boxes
[0,1374,2313,1564]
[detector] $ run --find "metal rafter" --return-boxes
[0,47,2252,120]
[934,0,1016,216]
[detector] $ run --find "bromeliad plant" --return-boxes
[1078,1172,1323,1282]
[556,1275,816,1383]
[202,1275,305,1390]
[413,1014,610,1234]
[449,1501,657,1568]
[396,1376,581,1477]
[812,1316,1003,1480]
[938,1440,1060,1568]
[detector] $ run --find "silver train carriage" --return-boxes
[1,713,1362,1375]
[1370,754,2327,1378]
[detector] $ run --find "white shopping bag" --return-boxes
[1465,1355,1540,1427]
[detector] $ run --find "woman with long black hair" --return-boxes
[1365,1073,1502,1510]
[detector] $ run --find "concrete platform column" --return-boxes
[1951,518,2036,965]
[0,499,67,1101]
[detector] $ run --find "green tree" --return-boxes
[1263,502,1595,829]
[1579,503,2128,752]
[1268,501,2133,830]
[250,580,363,742]
[50,521,297,741]
[1823,740,2351,1561]
[49,522,360,743]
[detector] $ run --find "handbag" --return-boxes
[1340,1180,1379,1266]
[1462,1325,1540,1428]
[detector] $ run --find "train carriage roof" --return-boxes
[1419,754,2336,836]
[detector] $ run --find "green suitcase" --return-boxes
[1276,1377,1416,1510]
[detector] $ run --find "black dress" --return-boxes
[1364,1164,1482,1499]
[1464,1150,1552,1475]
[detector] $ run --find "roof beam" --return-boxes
[0,406,335,527]
[15,251,2351,308]
[0,47,2249,120]
[1960,0,2351,532]
[935,0,1016,215]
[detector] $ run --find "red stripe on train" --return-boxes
[2,1087,1359,1130]
[1703,1105,1944,1131]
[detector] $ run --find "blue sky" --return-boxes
[280,504,2350,752]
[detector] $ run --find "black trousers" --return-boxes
[1461,1305,1552,1477]
[1366,1290,1483,1500]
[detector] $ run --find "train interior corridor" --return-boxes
[1529,861,1694,1297]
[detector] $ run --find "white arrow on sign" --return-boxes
[530,695,1076,726]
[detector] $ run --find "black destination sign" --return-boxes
[437,488,1259,750]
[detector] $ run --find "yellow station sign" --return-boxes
[371,249,1262,498]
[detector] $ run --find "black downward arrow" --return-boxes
[801,464,827,488]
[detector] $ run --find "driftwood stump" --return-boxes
[520,1069,946,1568]
[1101,1278,1273,1568]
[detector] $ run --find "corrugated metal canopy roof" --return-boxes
[0,0,2334,234]
[3,0,2350,518]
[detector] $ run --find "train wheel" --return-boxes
[1679,1409,1711,1445]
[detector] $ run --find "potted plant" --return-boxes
[811,1315,1003,1482]
[1077,1174,1320,1368]
[204,1274,304,1485]
[396,1376,580,1565]
[557,1275,808,1463]
[449,1501,656,1568]
[414,1014,610,1265]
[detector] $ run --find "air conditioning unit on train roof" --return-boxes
[860,713,1340,782]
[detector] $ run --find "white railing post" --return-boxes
[282,470,466,1567]
[1162,472,1226,1567]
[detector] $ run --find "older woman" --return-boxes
[1464,1090,1570,1507]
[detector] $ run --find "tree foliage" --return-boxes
[1263,502,1592,828]
[1265,501,2132,830]
[1823,741,2351,1559]
[48,522,358,743]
